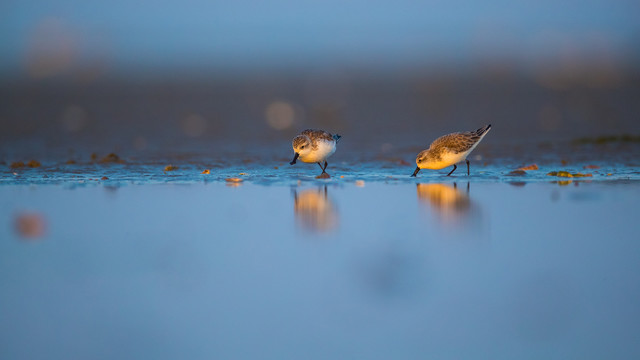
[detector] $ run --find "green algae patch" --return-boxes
[547,171,593,178]
[547,171,573,177]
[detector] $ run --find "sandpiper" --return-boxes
[290,129,341,176]
[411,125,491,177]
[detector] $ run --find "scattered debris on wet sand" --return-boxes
[99,153,124,164]
[201,169,210,174]
[9,160,41,168]
[507,170,527,176]
[164,165,178,171]
[508,163,539,176]
[518,164,539,170]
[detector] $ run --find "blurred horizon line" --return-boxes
[4,0,639,84]
[2,52,639,85]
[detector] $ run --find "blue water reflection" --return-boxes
[416,182,488,244]
[293,186,338,233]
[1,182,639,359]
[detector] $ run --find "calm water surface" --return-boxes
[1,180,639,359]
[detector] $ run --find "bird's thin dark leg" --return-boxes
[411,167,420,177]
[447,164,457,176]
[466,160,470,175]
[323,161,328,172]
[317,162,325,172]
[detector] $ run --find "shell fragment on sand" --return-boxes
[518,164,539,171]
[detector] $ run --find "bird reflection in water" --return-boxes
[417,183,486,240]
[293,186,338,232]
[417,183,470,219]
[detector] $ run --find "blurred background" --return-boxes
[1,0,640,159]
[3,4,640,357]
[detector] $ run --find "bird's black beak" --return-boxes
[411,167,420,177]
[290,153,299,165]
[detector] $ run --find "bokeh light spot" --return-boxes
[60,105,87,132]
[538,105,562,132]
[133,136,148,150]
[182,113,208,137]
[24,17,77,78]
[265,101,295,130]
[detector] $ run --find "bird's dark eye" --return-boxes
[301,145,305,149]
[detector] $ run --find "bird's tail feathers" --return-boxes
[475,124,491,137]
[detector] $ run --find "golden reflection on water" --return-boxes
[417,183,470,220]
[293,186,338,232]
[225,179,244,187]
[416,183,485,237]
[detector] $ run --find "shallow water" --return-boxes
[2,180,640,359]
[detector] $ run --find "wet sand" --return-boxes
[2,140,639,186]
[2,139,640,360]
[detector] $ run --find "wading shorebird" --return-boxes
[290,129,341,177]
[411,124,491,177]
